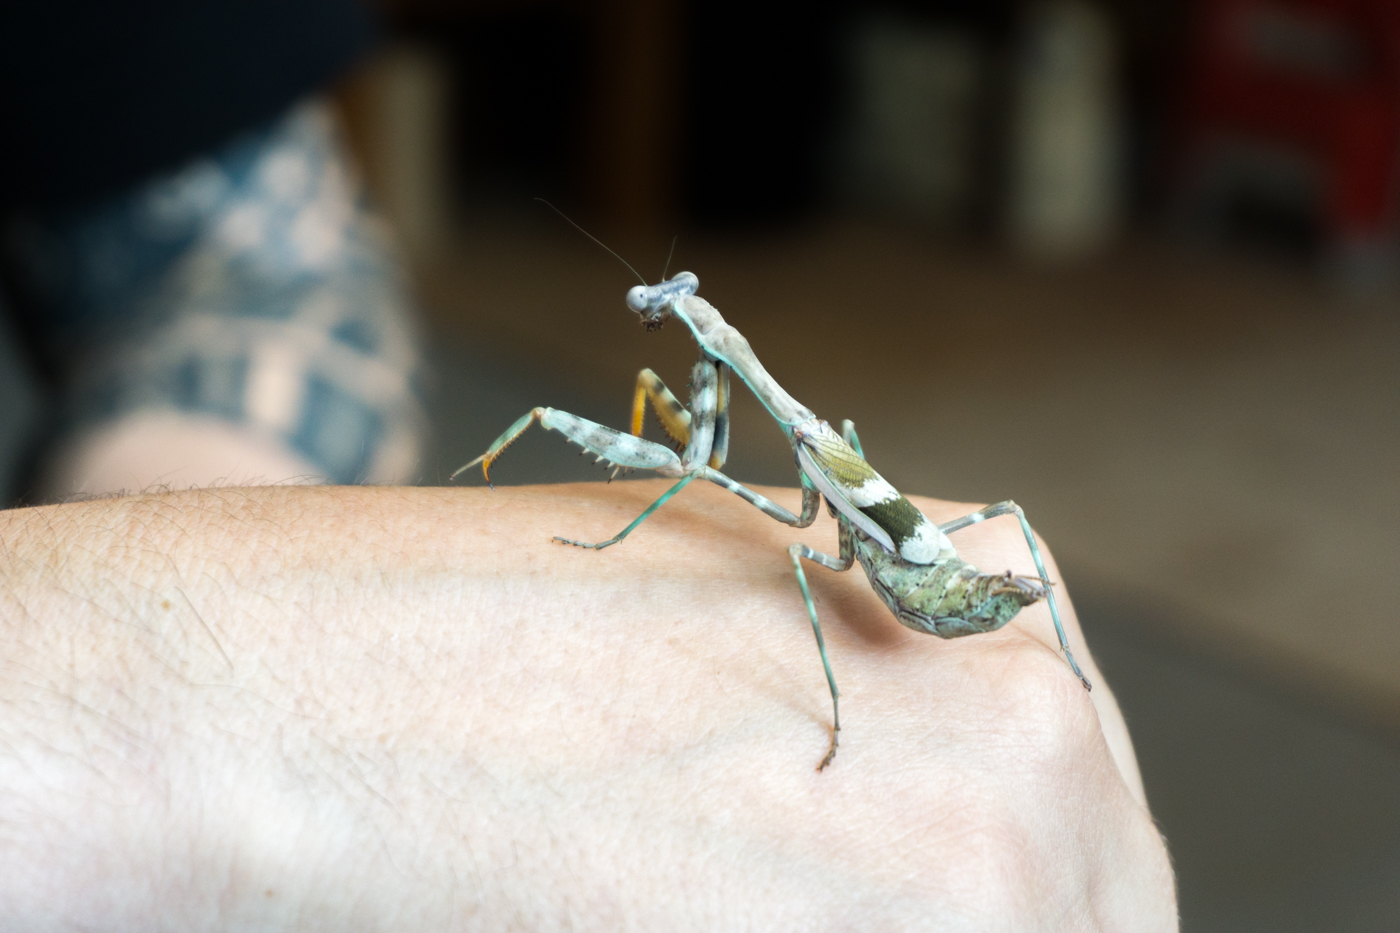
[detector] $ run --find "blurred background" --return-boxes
[2,0,1398,928]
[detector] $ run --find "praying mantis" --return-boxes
[454,267,1092,770]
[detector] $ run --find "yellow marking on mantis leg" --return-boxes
[631,380,648,437]
[708,367,728,469]
[631,368,691,445]
[450,408,544,487]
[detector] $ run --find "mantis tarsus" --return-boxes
[454,268,1092,770]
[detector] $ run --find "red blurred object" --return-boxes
[1177,0,1400,245]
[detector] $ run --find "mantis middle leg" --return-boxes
[789,519,858,771]
[561,468,823,550]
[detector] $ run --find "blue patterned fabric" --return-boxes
[5,102,424,485]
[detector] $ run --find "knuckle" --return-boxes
[916,799,1073,930]
[981,640,1098,769]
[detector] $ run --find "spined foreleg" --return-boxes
[451,407,687,487]
[631,362,731,470]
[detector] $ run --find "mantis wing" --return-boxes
[795,421,949,565]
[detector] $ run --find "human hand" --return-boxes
[0,482,1175,930]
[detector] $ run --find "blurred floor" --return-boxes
[417,218,1400,931]
[1085,596,1400,931]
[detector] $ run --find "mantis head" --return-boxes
[627,271,699,331]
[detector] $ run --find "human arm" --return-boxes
[0,481,1175,930]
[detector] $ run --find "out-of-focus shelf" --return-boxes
[359,0,683,235]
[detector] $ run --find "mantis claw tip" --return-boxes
[450,454,489,483]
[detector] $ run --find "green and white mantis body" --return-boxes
[454,270,1092,770]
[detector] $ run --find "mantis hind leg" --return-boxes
[788,525,857,771]
[938,501,1093,691]
[842,420,1090,691]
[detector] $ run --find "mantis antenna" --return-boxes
[660,234,679,282]
[533,198,647,287]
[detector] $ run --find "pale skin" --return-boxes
[0,481,1176,931]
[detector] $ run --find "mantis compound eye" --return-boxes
[626,285,649,313]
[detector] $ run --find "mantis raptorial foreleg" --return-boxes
[458,358,817,550]
[554,359,751,549]
[631,364,732,470]
[632,368,689,443]
[456,362,722,488]
[451,407,689,487]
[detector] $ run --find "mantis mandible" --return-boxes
[454,268,1092,770]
